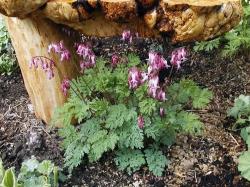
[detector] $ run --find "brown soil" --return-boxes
[0,37,250,186]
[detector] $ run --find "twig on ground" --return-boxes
[229,133,240,146]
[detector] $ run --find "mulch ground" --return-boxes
[0,37,250,187]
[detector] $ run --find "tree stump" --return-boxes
[1,0,243,124]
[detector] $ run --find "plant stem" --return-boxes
[168,65,174,81]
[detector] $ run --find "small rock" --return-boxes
[133,180,141,187]
[27,104,34,113]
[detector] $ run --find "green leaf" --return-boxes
[0,159,4,182]
[176,112,203,134]
[21,157,39,173]
[144,148,169,176]
[144,118,161,140]
[37,160,54,176]
[87,130,108,144]
[228,95,250,119]
[193,38,221,52]
[58,124,78,149]
[240,127,250,149]
[53,167,59,187]
[1,168,17,187]
[21,176,48,187]
[127,53,141,67]
[192,88,213,109]
[118,124,144,149]
[115,149,145,175]
[105,105,136,130]
[89,133,119,162]
[168,79,212,109]
[138,98,157,116]
[64,139,90,173]
[90,99,109,116]
[158,126,176,146]
[238,151,250,181]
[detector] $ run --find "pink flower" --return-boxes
[148,76,159,98]
[122,30,133,43]
[30,56,55,80]
[159,107,165,117]
[128,67,143,90]
[76,44,96,71]
[61,78,71,96]
[47,69,55,80]
[141,72,148,83]
[170,47,187,69]
[111,54,120,67]
[60,50,71,61]
[29,58,39,69]
[148,51,169,72]
[76,44,93,57]
[48,41,71,62]
[156,89,166,101]
[137,115,144,129]
[80,60,95,73]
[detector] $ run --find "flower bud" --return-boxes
[137,115,145,129]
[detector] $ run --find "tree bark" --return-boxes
[38,0,242,42]
[0,0,243,41]
[5,16,79,124]
[0,0,47,17]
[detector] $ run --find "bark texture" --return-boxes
[40,0,242,42]
[0,0,47,17]
[0,0,243,41]
[5,16,79,124]
[157,0,242,42]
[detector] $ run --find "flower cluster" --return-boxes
[121,30,139,43]
[30,41,71,80]
[122,30,133,43]
[148,52,169,72]
[61,78,71,96]
[170,47,187,69]
[128,51,171,102]
[159,107,165,118]
[128,67,143,89]
[147,52,172,101]
[29,56,55,80]
[128,48,187,103]
[137,115,145,129]
[111,54,120,67]
[76,44,96,73]
[129,48,187,128]
[48,41,71,62]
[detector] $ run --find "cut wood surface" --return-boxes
[5,16,80,124]
[0,0,48,17]
[0,0,243,41]
[40,0,242,42]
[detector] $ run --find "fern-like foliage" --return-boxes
[54,55,213,176]
[227,95,250,127]
[194,38,221,52]
[168,79,213,109]
[115,149,146,175]
[144,148,169,176]
[228,95,250,181]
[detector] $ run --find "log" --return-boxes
[0,0,243,124]
[5,16,79,124]
[0,0,243,41]
[0,0,48,17]
[157,0,242,41]
[38,0,242,42]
